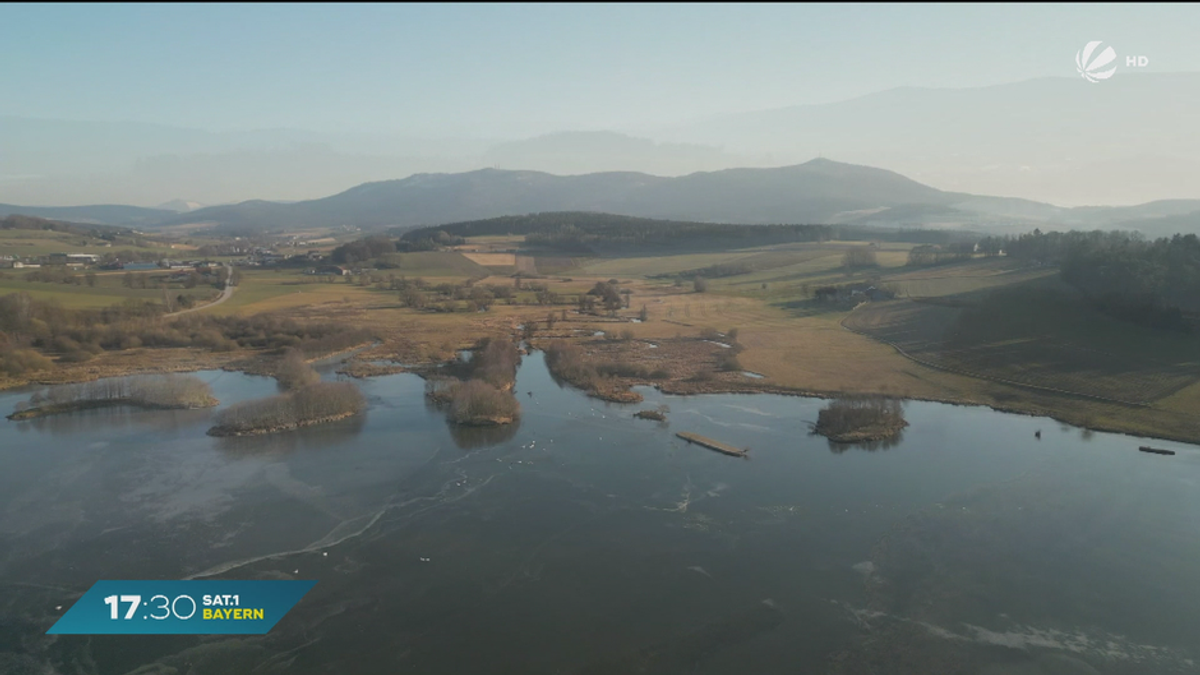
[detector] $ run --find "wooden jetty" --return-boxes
[1139,445,1176,456]
[676,432,747,457]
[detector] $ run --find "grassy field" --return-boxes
[379,251,491,277]
[0,272,220,309]
[204,270,380,315]
[577,241,913,281]
[878,258,1057,298]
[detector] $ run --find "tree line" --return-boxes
[397,212,836,252]
[399,212,975,250]
[988,230,1200,330]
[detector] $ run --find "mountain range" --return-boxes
[650,73,1200,207]
[3,158,1197,238]
[3,74,1198,208]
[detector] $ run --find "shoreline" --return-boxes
[654,380,1200,448]
[4,348,1199,449]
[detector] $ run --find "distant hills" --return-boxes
[652,73,1200,207]
[148,159,987,232]
[1,159,1197,238]
[159,158,1200,236]
[4,75,1198,208]
[0,203,175,227]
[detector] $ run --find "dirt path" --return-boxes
[165,264,236,317]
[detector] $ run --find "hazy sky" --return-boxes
[3,3,1196,137]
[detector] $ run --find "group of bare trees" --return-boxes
[427,340,523,426]
[843,247,879,272]
[586,281,625,312]
[274,348,321,390]
[543,340,668,396]
[210,382,365,435]
[0,347,54,377]
[425,337,524,426]
[0,291,373,366]
[22,374,215,410]
[398,278,567,313]
[468,338,521,389]
[544,341,593,386]
[815,396,906,438]
[445,379,520,425]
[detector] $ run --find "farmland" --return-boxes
[0,227,188,259]
[0,270,221,309]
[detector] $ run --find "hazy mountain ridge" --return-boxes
[4,74,1198,208]
[160,159,1200,235]
[655,73,1200,206]
[4,159,1199,238]
[0,203,174,226]
[162,159,968,232]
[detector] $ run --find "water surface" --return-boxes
[1,357,1197,674]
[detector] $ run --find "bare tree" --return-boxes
[275,348,321,390]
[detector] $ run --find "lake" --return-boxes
[1,352,1198,674]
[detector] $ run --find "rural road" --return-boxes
[165,264,236,317]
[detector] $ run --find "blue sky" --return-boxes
[2,3,1195,137]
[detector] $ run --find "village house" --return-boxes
[46,253,99,266]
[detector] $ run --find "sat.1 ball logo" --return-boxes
[1075,41,1149,83]
[1075,41,1117,83]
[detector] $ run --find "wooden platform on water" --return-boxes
[1139,445,1176,456]
[676,432,747,457]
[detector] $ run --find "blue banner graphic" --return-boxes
[47,580,316,635]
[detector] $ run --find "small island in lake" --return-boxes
[207,381,366,436]
[424,338,522,427]
[635,404,670,421]
[814,396,908,443]
[427,378,520,426]
[8,374,217,420]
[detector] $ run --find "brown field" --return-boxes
[460,252,517,266]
